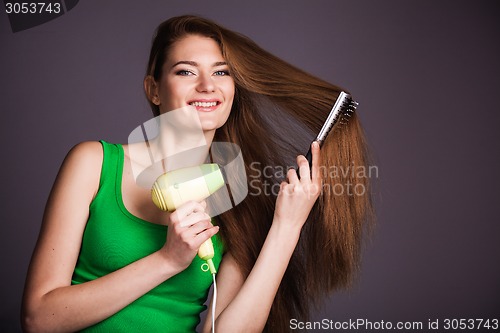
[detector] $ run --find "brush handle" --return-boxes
[305,146,313,169]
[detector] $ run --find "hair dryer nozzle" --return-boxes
[151,163,225,212]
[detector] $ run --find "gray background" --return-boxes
[1,1,499,332]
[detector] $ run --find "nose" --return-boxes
[196,73,215,93]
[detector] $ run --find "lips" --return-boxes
[188,99,221,112]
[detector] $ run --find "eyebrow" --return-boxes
[171,60,227,68]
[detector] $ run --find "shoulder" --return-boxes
[54,141,105,198]
[216,253,244,288]
[61,141,105,174]
[65,141,103,163]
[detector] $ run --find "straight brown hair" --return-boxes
[146,15,374,332]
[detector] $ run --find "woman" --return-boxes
[22,15,372,332]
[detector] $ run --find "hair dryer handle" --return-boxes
[198,238,216,274]
[151,164,224,274]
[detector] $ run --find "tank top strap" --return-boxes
[98,140,123,193]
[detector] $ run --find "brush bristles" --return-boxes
[338,96,358,126]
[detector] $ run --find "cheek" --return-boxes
[223,89,234,113]
[223,81,235,102]
[164,82,182,99]
[161,83,188,109]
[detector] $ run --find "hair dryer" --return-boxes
[151,164,224,274]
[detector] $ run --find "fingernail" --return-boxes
[313,141,319,148]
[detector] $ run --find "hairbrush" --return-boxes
[300,91,358,171]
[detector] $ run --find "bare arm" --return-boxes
[22,142,218,333]
[203,142,322,333]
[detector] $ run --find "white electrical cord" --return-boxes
[211,273,217,333]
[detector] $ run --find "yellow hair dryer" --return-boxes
[151,164,225,274]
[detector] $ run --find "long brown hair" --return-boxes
[146,15,374,332]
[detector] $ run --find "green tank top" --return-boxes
[71,141,223,332]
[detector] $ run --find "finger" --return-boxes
[180,224,219,251]
[297,155,311,182]
[285,183,296,195]
[174,200,206,219]
[287,167,299,184]
[310,141,322,186]
[280,181,287,192]
[178,211,211,228]
[188,219,215,235]
[194,225,220,244]
[279,182,296,196]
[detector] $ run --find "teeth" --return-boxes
[190,101,217,107]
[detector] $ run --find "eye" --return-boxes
[175,70,195,76]
[213,70,230,76]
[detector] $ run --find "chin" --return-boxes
[200,123,220,132]
[198,115,227,132]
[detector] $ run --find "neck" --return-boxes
[127,107,217,188]
[153,107,216,171]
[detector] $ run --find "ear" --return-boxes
[144,75,161,105]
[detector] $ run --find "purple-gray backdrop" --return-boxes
[1,1,499,332]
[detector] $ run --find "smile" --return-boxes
[190,101,218,107]
[188,99,222,112]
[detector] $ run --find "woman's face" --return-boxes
[156,34,235,134]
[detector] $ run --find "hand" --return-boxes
[273,142,322,230]
[160,200,219,271]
